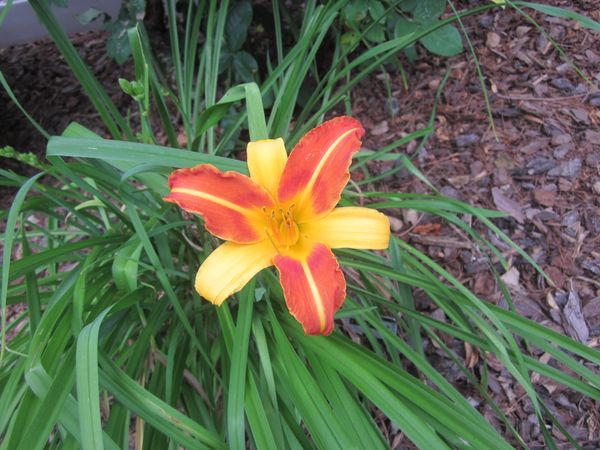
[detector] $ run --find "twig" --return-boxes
[576,275,600,289]
[408,234,472,249]
[420,151,469,168]
[495,93,588,102]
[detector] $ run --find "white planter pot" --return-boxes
[0,0,121,47]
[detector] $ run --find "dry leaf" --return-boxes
[464,342,479,369]
[412,223,442,235]
[492,188,525,224]
[563,288,589,343]
[501,267,521,290]
[533,188,556,207]
[371,121,389,136]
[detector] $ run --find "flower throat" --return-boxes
[263,204,299,250]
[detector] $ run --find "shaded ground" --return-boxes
[1,1,599,448]
[353,2,600,447]
[0,33,132,152]
[358,3,600,337]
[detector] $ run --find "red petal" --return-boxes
[164,164,273,243]
[278,117,364,223]
[274,243,346,335]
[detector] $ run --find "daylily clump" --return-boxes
[165,116,390,335]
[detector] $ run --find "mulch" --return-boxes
[0,31,135,210]
[1,1,599,448]
[353,2,600,447]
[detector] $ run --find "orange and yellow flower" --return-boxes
[164,116,390,335]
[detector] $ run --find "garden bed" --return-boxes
[1,0,599,447]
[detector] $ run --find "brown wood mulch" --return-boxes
[1,1,599,448]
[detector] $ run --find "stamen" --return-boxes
[264,228,282,255]
[263,204,300,250]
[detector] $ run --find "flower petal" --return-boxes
[165,164,273,243]
[195,240,276,305]
[274,242,346,335]
[278,116,365,223]
[301,207,390,250]
[247,138,288,199]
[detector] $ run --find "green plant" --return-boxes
[219,0,259,83]
[341,0,464,59]
[78,0,147,64]
[1,0,600,448]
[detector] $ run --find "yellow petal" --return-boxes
[195,240,276,305]
[247,138,287,199]
[301,207,390,250]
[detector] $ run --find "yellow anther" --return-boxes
[263,204,300,249]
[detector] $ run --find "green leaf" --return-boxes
[385,10,401,35]
[287,326,455,449]
[99,354,226,450]
[268,314,353,450]
[394,17,419,38]
[343,0,368,27]
[226,1,252,52]
[21,230,41,334]
[420,24,463,56]
[7,235,124,282]
[118,77,133,95]
[218,305,281,450]
[192,82,268,146]
[28,0,130,138]
[413,0,446,21]
[25,364,120,450]
[233,51,258,82]
[400,0,418,12]
[112,241,143,292]
[226,282,255,450]
[340,31,361,51]
[393,18,419,62]
[46,136,246,174]
[368,0,385,23]
[77,308,112,450]
[515,1,600,32]
[106,26,131,65]
[218,46,234,74]
[404,45,417,62]
[365,23,386,42]
[20,355,76,449]
[1,172,44,362]
[127,0,145,17]
[76,8,105,25]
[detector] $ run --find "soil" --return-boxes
[1,1,599,448]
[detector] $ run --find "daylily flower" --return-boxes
[164,116,390,335]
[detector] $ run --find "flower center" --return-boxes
[264,204,299,250]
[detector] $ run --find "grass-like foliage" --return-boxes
[1,1,599,449]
